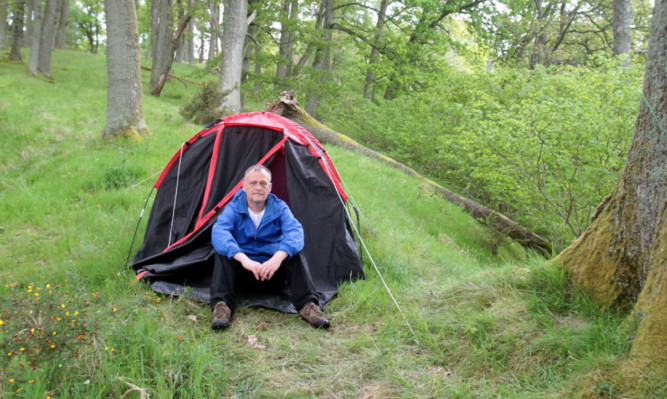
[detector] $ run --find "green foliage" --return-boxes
[180,81,223,125]
[328,57,643,251]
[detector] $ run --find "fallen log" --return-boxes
[266,91,553,256]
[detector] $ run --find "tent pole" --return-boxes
[126,187,155,267]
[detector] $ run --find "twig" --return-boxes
[117,377,150,399]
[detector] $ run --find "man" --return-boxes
[209,164,330,330]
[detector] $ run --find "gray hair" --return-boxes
[244,164,272,181]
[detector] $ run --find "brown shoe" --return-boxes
[299,303,330,329]
[211,301,232,331]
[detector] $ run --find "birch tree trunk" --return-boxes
[55,0,69,49]
[104,0,149,140]
[219,0,247,115]
[557,0,666,368]
[10,0,26,61]
[37,0,59,79]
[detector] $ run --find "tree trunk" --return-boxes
[0,1,8,50]
[363,0,389,100]
[557,0,666,368]
[150,0,194,95]
[187,0,196,66]
[306,0,333,118]
[276,0,296,81]
[612,0,632,66]
[219,0,248,115]
[37,0,59,79]
[267,91,553,255]
[55,0,69,49]
[27,0,42,76]
[24,0,35,47]
[150,0,174,92]
[104,0,150,140]
[10,0,26,61]
[149,0,159,58]
[207,0,220,61]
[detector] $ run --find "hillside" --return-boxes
[0,50,662,398]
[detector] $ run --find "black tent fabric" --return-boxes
[131,112,365,313]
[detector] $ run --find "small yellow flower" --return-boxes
[7,351,12,356]
[9,379,14,383]
[112,307,117,312]
[60,304,65,308]
[53,331,57,336]
[34,293,39,297]
[20,348,25,351]
[46,284,51,289]
[50,344,55,349]
[30,328,35,333]
[105,346,109,351]
[74,311,79,316]
[65,311,70,317]
[0,319,4,326]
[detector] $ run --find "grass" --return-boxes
[1,49,663,398]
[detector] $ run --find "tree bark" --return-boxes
[207,0,220,61]
[149,0,174,92]
[0,1,8,50]
[104,0,150,140]
[150,0,195,95]
[187,0,196,66]
[10,0,26,61]
[219,0,248,115]
[24,0,36,47]
[557,0,666,369]
[363,0,389,100]
[267,92,554,255]
[27,0,42,76]
[612,0,632,66]
[276,0,296,81]
[55,0,69,49]
[37,0,59,79]
[306,0,334,118]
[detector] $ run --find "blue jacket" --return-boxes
[211,190,304,262]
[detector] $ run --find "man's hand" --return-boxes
[258,251,288,281]
[233,253,262,280]
[234,251,289,281]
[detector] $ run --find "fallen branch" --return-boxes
[117,376,150,399]
[140,65,202,89]
[267,91,553,256]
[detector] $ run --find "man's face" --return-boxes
[243,169,272,206]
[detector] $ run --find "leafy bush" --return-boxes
[327,58,643,250]
[180,81,223,125]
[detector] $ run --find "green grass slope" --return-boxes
[0,50,662,398]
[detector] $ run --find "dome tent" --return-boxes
[131,112,365,312]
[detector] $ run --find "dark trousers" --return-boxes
[210,252,318,311]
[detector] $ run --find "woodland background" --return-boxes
[1,0,665,397]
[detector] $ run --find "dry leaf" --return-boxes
[187,315,198,323]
